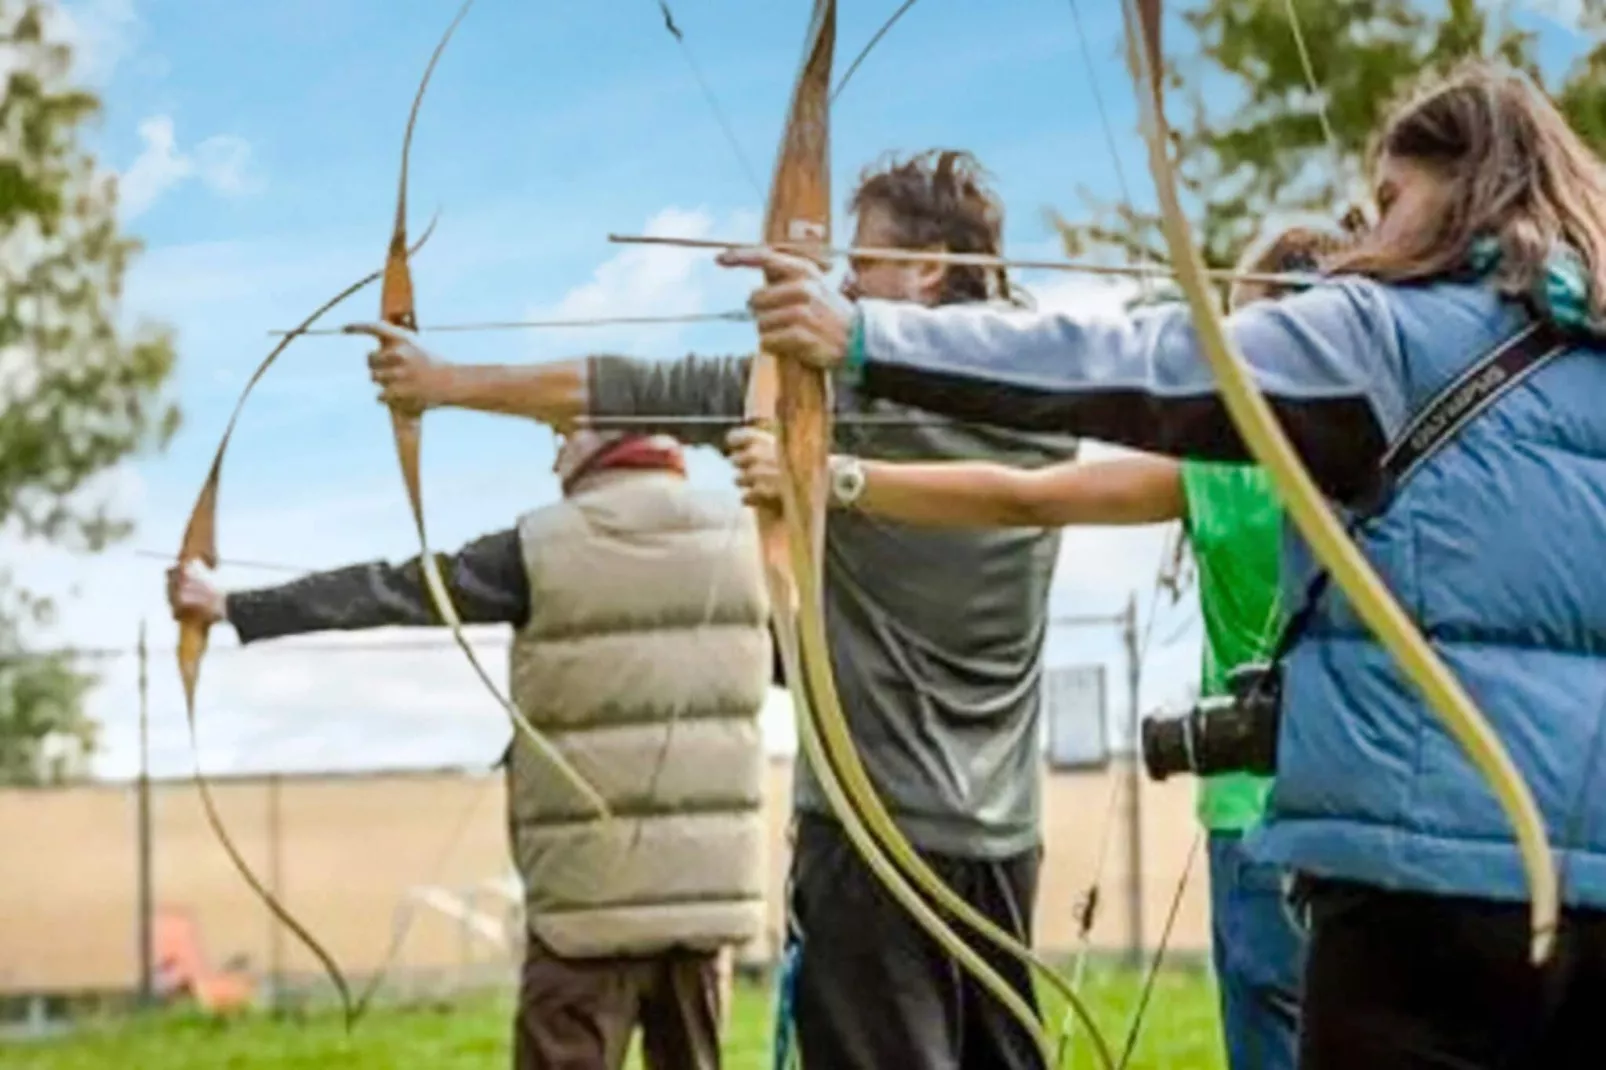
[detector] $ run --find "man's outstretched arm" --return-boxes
[353,320,752,447]
[171,529,532,644]
[416,362,591,428]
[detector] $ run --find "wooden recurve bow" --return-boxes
[173,181,438,1037]
[747,4,1111,1065]
[368,0,610,825]
[171,1,601,1027]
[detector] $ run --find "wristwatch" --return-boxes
[828,455,867,510]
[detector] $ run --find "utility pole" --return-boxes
[135,620,154,1007]
[1120,592,1144,969]
[1051,593,1145,968]
[267,773,284,1010]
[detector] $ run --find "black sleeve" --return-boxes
[772,624,787,688]
[225,528,531,643]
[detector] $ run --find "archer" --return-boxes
[723,61,1606,1070]
[354,150,1078,1070]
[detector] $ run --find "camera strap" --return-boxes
[1268,314,1575,664]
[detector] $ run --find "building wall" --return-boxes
[0,761,1208,994]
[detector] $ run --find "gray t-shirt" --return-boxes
[589,352,1077,858]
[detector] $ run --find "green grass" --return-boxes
[0,968,1225,1069]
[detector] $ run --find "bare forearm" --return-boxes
[854,461,1049,528]
[437,361,588,428]
[850,455,1185,529]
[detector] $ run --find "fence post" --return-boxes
[1122,592,1145,968]
[268,773,284,1009]
[135,620,154,1007]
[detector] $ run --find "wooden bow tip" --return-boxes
[1123,0,1559,969]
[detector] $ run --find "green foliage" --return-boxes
[1056,0,1606,276]
[0,1,181,783]
[0,968,1228,1070]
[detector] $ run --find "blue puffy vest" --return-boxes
[1251,283,1606,910]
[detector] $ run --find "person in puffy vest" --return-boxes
[167,429,771,1070]
[723,60,1606,1070]
[349,150,1080,1070]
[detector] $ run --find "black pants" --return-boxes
[788,813,1045,1070]
[1300,878,1606,1069]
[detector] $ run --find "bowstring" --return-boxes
[1279,0,1346,195]
[637,0,930,821]
[1055,1,1169,1057]
[623,1,786,863]
[653,0,766,199]
[652,0,926,190]
[1115,828,1204,1070]
[1065,0,1141,237]
[831,0,922,102]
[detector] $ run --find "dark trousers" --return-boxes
[786,813,1045,1070]
[1300,878,1606,1069]
[514,940,722,1070]
[1208,831,1305,1070]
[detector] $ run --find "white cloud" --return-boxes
[118,116,188,220]
[523,206,759,359]
[52,0,141,85]
[120,115,260,222]
[191,134,256,196]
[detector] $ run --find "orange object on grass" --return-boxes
[152,905,254,1012]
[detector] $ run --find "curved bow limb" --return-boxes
[341,1,611,1021]
[749,3,1113,1065]
[174,216,441,1028]
[368,0,610,829]
[1122,0,1556,964]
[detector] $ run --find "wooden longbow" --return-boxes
[746,4,1114,1066]
[1124,0,1557,968]
[175,0,609,1026]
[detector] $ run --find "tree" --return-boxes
[0,1,180,784]
[1056,0,1606,281]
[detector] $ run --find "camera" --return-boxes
[1140,662,1281,781]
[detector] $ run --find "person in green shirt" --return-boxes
[1186,459,1285,834]
[1177,459,1299,1070]
[727,226,1341,1070]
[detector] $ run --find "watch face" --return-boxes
[833,460,864,506]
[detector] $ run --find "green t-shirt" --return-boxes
[1179,461,1285,832]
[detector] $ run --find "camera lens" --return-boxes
[1140,714,1192,781]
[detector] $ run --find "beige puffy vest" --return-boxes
[506,470,771,959]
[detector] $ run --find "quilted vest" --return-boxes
[506,470,771,957]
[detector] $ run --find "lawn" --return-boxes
[0,967,1225,1069]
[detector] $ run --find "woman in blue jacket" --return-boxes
[722,62,1606,1069]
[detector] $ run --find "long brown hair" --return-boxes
[1330,61,1606,320]
[849,149,1013,305]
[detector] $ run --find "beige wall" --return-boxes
[0,761,1207,994]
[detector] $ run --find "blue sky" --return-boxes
[26,0,1586,781]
